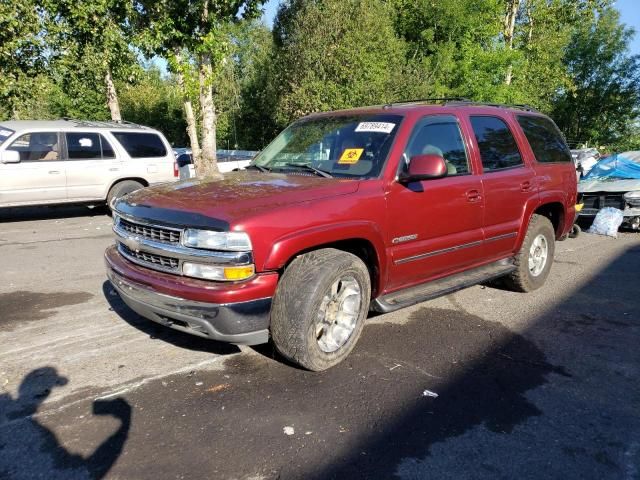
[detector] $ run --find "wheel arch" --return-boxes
[104,177,149,200]
[262,223,387,298]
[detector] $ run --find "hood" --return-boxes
[116,171,360,226]
[579,177,640,193]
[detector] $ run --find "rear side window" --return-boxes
[66,133,116,160]
[470,116,523,172]
[112,132,167,158]
[517,115,572,163]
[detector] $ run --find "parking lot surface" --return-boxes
[1,206,639,480]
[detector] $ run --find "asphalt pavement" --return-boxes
[0,205,639,480]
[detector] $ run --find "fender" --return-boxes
[515,191,572,251]
[262,220,388,294]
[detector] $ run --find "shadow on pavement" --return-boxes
[101,281,240,356]
[0,367,130,480]
[0,205,109,223]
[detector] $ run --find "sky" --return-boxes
[260,0,640,56]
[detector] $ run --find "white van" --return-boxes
[0,119,178,208]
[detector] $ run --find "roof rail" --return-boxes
[60,118,148,129]
[444,100,539,112]
[384,97,470,108]
[383,98,539,112]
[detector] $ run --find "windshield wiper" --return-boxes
[245,164,271,173]
[283,163,333,178]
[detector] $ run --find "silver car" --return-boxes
[0,119,178,208]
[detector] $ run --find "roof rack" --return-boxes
[445,100,539,112]
[384,97,470,107]
[61,118,148,129]
[384,98,539,112]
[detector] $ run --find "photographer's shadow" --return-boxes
[0,367,130,479]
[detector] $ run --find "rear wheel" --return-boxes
[504,214,555,292]
[107,180,144,208]
[270,248,371,371]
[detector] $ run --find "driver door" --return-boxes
[386,115,485,290]
[0,132,66,206]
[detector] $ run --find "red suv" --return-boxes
[106,101,577,370]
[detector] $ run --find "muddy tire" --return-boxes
[503,214,555,293]
[107,180,144,208]
[270,248,371,371]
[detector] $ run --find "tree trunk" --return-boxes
[174,50,202,168]
[504,0,521,86]
[105,68,122,121]
[198,52,221,178]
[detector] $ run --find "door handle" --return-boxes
[520,181,533,192]
[48,170,61,174]
[466,189,482,202]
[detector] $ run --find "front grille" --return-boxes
[118,243,180,272]
[119,217,181,244]
[581,193,625,211]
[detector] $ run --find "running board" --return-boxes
[372,259,516,314]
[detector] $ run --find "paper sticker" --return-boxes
[338,148,364,164]
[79,138,93,148]
[0,129,12,136]
[355,122,396,134]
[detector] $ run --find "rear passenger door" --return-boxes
[65,132,122,201]
[467,115,537,258]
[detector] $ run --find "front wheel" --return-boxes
[503,214,555,292]
[270,248,371,371]
[107,180,144,208]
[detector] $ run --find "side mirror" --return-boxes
[0,150,20,164]
[399,154,447,182]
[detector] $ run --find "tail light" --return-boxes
[173,161,179,177]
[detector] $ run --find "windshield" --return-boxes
[253,114,403,178]
[0,127,14,146]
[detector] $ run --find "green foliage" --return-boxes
[552,5,640,150]
[118,67,188,146]
[269,0,407,126]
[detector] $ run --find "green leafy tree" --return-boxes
[269,0,407,127]
[47,0,139,120]
[135,0,264,176]
[0,0,46,119]
[552,5,640,149]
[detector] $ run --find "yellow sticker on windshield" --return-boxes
[339,148,364,164]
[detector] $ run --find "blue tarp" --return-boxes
[584,153,640,180]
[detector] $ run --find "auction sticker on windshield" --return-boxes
[339,148,364,164]
[355,122,396,134]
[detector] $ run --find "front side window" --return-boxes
[0,127,14,146]
[403,115,470,175]
[517,115,572,163]
[66,133,116,160]
[470,116,523,172]
[253,114,403,178]
[7,132,59,161]
[112,132,167,158]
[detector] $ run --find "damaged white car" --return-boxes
[578,151,640,230]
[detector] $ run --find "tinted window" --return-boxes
[66,133,116,159]
[470,116,523,171]
[8,132,59,161]
[101,135,115,159]
[404,115,469,175]
[517,115,571,163]
[112,132,167,158]
[67,133,101,159]
[0,127,14,146]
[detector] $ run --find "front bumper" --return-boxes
[105,246,276,345]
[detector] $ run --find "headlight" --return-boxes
[182,229,252,251]
[182,262,255,281]
[624,191,640,206]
